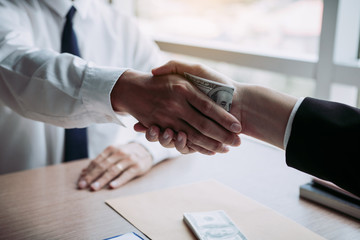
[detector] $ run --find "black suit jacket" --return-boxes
[286,97,360,197]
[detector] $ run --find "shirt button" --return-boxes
[106,115,113,121]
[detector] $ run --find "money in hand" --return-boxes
[183,210,247,240]
[184,72,234,112]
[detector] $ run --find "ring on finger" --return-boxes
[116,163,124,172]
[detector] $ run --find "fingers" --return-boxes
[186,89,242,135]
[145,125,160,142]
[152,60,231,85]
[152,60,200,76]
[77,146,116,188]
[175,131,196,154]
[174,130,214,155]
[159,128,175,148]
[187,141,216,155]
[179,102,240,151]
[77,146,127,190]
[144,127,195,154]
[109,166,139,189]
[78,144,153,191]
[135,124,174,147]
[141,125,215,155]
[153,60,242,136]
[90,160,132,191]
[133,122,147,132]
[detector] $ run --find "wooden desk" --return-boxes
[0,137,359,239]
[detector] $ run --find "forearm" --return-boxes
[236,84,297,149]
[0,46,125,127]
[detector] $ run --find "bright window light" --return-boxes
[136,0,323,58]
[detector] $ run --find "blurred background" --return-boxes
[115,0,360,106]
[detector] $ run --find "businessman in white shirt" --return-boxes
[0,0,241,190]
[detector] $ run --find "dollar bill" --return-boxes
[184,72,234,112]
[183,210,247,240]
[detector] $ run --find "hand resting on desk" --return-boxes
[77,143,153,191]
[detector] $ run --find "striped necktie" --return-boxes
[61,6,88,162]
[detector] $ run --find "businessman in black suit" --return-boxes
[134,60,360,197]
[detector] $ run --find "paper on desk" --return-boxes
[106,180,324,240]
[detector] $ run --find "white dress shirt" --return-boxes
[0,0,178,174]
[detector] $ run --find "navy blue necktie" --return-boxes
[62,6,88,161]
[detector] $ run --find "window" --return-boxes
[136,0,322,58]
[132,0,360,106]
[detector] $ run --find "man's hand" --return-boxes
[77,143,153,191]
[133,60,242,154]
[133,123,196,154]
[111,69,241,155]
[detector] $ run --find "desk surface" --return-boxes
[0,137,359,240]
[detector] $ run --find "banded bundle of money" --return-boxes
[183,210,247,240]
[184,72,234,112]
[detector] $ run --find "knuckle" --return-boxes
[168,60,177,66]
[105,156,115,164]
[130,163,141,172]
[106,145,115,151]
[172,82,188,95]
[121,157,132,166]
[224,134,235,145]
[169,102,183,116]
[197,120,212,133]
[214,141,224,152]
[101,173,112,183]
[128,167,139,175]
[120,171,133,181]
[114,148,126,156]
[154,109,181,129]
[89,159,97,166]
[193,63,204,73]
[93,161,106,172]
[108,165,119,175]
[201,101,214,115]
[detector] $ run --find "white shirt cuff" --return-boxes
[283,97,305,149]
[82,63,127,127]
[136,137,180,165]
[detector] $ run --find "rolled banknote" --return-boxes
[184,72,234,112]
[183,210,247,240]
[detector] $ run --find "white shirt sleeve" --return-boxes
[0,7,125,128]
[0,1,175,169]
[283,97,305,149]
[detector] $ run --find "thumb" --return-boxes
[152,61,178,76]
[152,60,195,76]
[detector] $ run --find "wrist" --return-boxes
[235,83,297,148]
[111,69,150,113]
[125,142,154,164]
[111,70,129,113]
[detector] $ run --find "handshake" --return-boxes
[184,72,234,113]
[112,60,295,155]
[110,61,360,196]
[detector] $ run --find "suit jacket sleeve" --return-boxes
[286,97,360,196]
